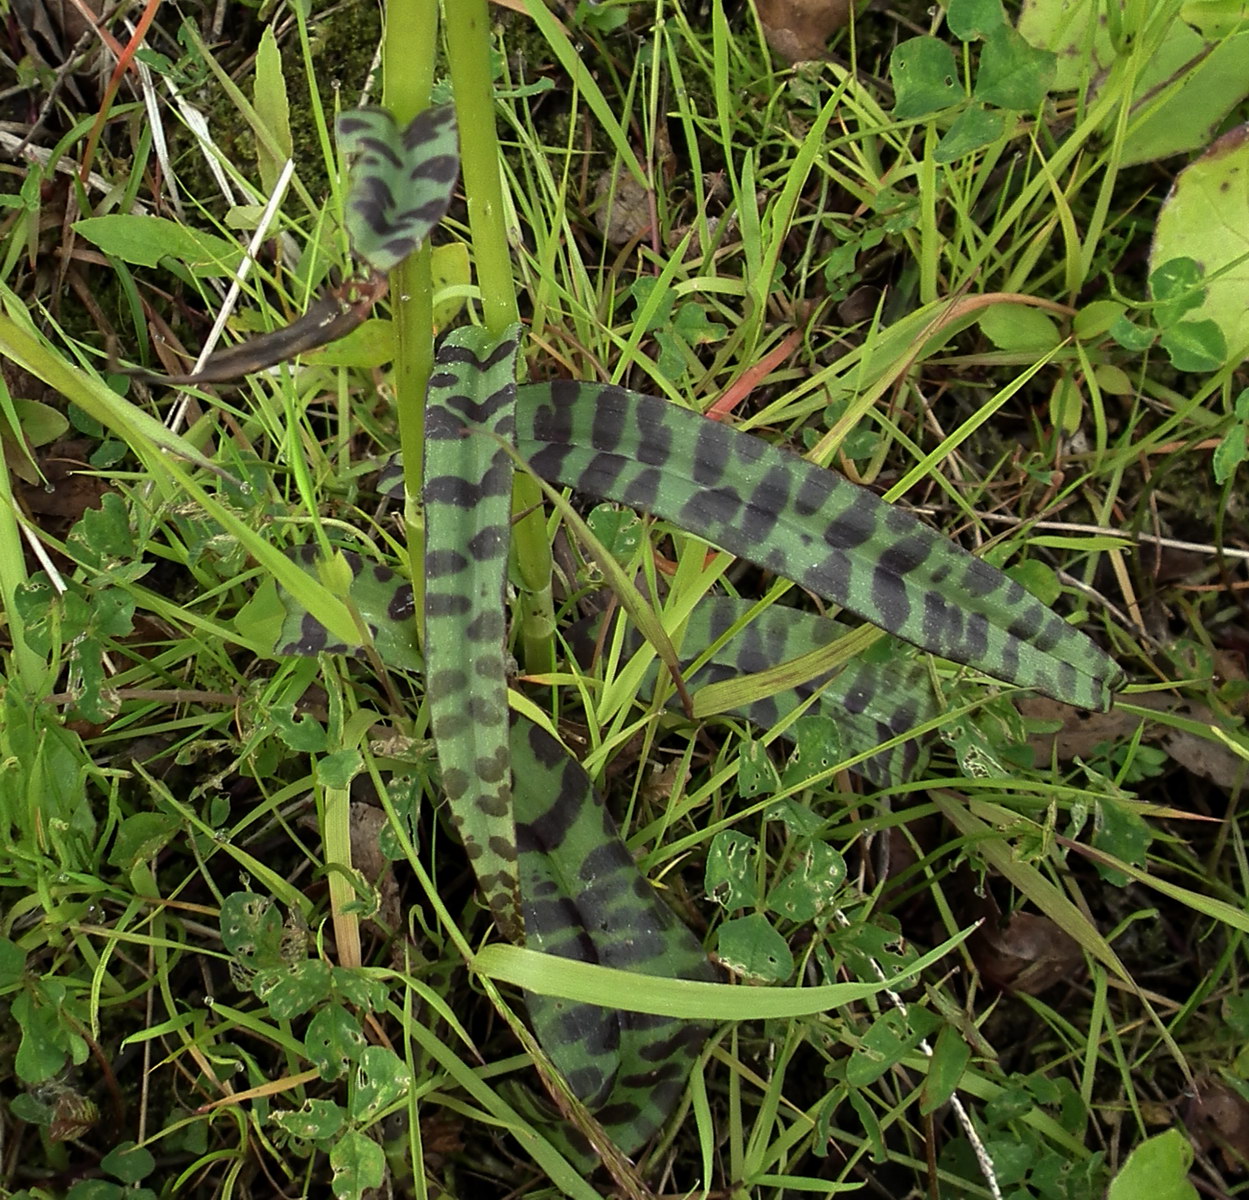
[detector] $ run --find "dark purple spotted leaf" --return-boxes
[337,105,459,273]
[422,323,524,941]
[516,383,1123,712]
[511,719,716,1156]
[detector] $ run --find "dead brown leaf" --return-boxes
[1018,694,1249,791]
[1187,1078,1249,1174]
[756,0,852,62]
[970,905,1084,995]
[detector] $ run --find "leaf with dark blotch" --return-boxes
[516,382,1124,712]
[512,718,716,1155]
[337,106,459,273]
[421,324,524,941]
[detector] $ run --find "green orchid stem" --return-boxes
[384,0,439,631]
[444,0,556,671]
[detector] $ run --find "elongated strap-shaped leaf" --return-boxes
[423,326,524,941]
[337,106,459,273]
[515,382,1124,712]
[511,718,716,1154]
[577,596,938,786]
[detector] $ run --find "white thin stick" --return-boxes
[129,27,183,222]
[0,131,150,212]
[833,910,1003,1200]
[20,524,118,676]
[912,505,1249,565]
[164,156,296,433]
[159,70,237,206]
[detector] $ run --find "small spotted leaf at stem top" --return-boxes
[336,105,459,273]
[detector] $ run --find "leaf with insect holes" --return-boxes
[330,1129,385,1200]
[337,106,459,272]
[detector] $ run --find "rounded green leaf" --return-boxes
[272,1099,346,1142]
[1107,1129,1197,1200]
[330,1129,385,1200]
[349,1045,412,1123]
[1151,127,1249,362]
[100,1142,155,1185]
[973,24,1056,109]
[716,913,794,983]
[705,830,760,911]
[948,0,1006,40]
[934,104,1008,162]
[767,842,847,925]
[890,37,963,118]
[219,892,286,970]
[305,1003,366,1081]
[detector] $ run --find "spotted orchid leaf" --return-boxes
[274,547,421,671]
[516,382,1123,711]
[266,357,1123,1168]
[336,105,459,273]
[511,719,717,1156]
[577,596,939,786]
[422,324,524,941]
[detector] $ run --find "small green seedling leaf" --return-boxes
[337,105,459,272]
[255,959,334,1020]
[585,505,642,564]
[978,303,1061,352]
[1213,388,1249,484]
[332,966,389,1012]
[330,1129,385,1200]
[1091,798,1153,886]
[1110,314,1156,352]
[847,1008,941,1088]
[66,1182,128,1200]
[100,1142,155,1185]
[767,842,847,925]
[716,912,794,983]
[219,892,287,971]
[737,738,781,798]
[349,1045,412,1123]
[0,937,25,987]
[706,829,760,911]
[780,715,842,789]
[273,1099,346,1142]
[948,0,1006,40]
[974,25,1056,109]
[920,1024,972,1114]
[67,493,136,570]
[1150,257,1207,325]
[12,992,83,1084]
[1049,374,1083,435]
[1074,299,1128,340]
[1005,559,1061,606]
[108,812,180,874]
[1106,1128,1198,1200]
[891,37,963,118]
[11,397,69,447]
[934,104,1008,161]
[306,1003,367,1081]
[1159,320,1226,372]
[73,215,242,275]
